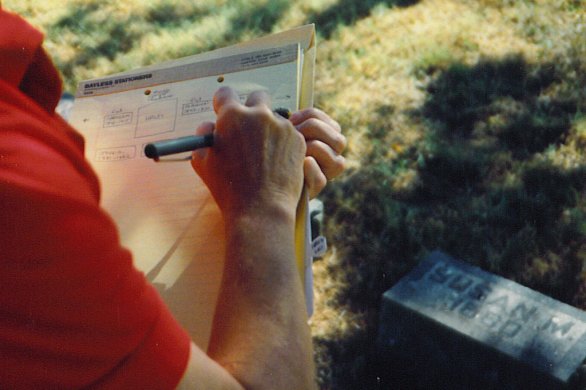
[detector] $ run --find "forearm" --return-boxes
[207,205,316,389]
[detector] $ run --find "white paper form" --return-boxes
[109,25,316,109]
[70,43,303,349]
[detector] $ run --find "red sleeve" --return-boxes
[0,81,191,388]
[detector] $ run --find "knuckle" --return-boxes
[310,172,327,197]
[305,139,321,154]
[305,107,321,117]
[219,101,245,122]
[245,105,274,127]
[296,117,319,134]
[333,134,347,153]
[331,156,346,176]
[316,171,327,188]
[306,117,323,129]
[332,120,342,133]
[323,161,343,180]
[255,104,274,119]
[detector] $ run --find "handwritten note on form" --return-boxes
[70,27,314,350]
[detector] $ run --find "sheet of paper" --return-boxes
[70,43,304,349]
[108,24,316,109]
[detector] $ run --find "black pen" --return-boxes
[144,134,213,160]
[144,108,291,161]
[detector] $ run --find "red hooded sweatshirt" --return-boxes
[0,9,190,389]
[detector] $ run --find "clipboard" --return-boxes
[70,25,316,349]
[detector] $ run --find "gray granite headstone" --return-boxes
[377,251,586,389]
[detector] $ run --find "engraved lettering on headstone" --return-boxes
[511,303,538,323]
[542,317,575,337]
[381,252,586,385]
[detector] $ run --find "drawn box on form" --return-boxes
[377,251,586,389]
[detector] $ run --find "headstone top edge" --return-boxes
[384,250,586,321]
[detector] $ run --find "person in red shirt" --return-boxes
[0,8,345,389]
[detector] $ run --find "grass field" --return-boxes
[5,0,586,387]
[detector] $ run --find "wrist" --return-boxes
[220,197,300,300]
[223,196,298,231]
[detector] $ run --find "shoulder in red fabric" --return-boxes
[0,8,191,389]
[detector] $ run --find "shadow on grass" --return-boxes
[145,2,215,28]
[306,0,419,39]
[317,55,586,388]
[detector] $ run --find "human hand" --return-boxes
[191,87,306,221]
[289,108,346,198]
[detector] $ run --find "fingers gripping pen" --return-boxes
[144,108,291,161]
